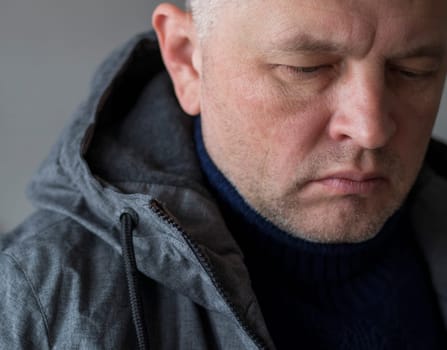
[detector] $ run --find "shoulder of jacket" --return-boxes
[0,210,130,347]
[1,209,114,255]
[1,210,123,288]
[0,252,51,349]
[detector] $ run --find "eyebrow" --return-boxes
[269,33,446,60]
[391,44,446,60]
[269,33,351,55]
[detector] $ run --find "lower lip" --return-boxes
[314,177,386,195]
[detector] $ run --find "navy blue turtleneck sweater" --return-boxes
[194,118,446,349]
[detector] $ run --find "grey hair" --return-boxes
[185,0,223,40]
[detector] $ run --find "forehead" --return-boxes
[212,0,447,58]
[232,0,447,19]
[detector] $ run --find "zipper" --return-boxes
[149,199,268,350]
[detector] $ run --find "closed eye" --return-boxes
[273,63,336,87]
[388,65,436,80]
[285,65,329,74]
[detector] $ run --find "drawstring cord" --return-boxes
[120,210,150,350]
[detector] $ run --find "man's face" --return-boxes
[197,0,447,242]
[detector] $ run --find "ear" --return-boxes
[152,3,201,116]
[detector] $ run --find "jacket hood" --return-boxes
[26,31,272,348]
[26,31,447,332]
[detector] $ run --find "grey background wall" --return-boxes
[1,0,446,233]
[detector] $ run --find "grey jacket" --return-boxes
[1,31,446,350]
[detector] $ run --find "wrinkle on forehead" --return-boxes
[261,4,377,58]
[255,0,447,59]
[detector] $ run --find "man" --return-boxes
[1,0,447,348]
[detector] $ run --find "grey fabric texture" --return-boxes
[0,31,446,349]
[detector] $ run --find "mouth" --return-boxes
[310,171,388,196]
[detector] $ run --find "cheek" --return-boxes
[201,61,332,187]
[231,83,332,185]
[228,69,330,140]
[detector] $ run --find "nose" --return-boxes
[328,65,396,150]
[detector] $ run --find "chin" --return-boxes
[264,195,403,244]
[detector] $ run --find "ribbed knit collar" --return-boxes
[193,118,405,285]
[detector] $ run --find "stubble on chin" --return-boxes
[257,194,403,243]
